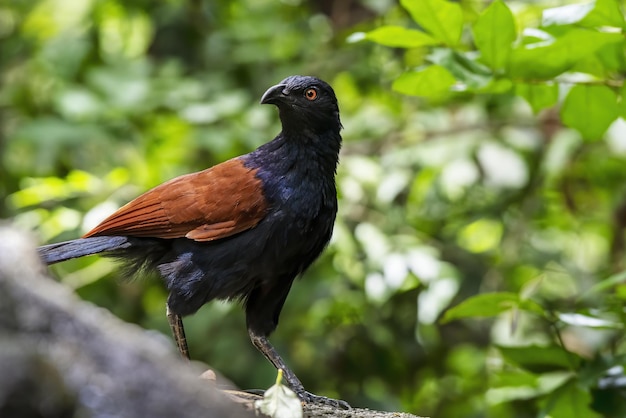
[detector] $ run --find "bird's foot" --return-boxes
[297,390,351,410]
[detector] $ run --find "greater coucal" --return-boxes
[38,75,346,407]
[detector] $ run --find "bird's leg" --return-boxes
[166,304,190,360]
[248,330,350,409]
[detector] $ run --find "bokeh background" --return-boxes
[2,0,626,417]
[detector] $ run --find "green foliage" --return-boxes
[347,0,626,416]
[561,85,619,140]
[400,0,463,46]
[515,83,559,114]
[356,0,625,140]
[441,292,544,323]
[360,26,437,48]
[3,0,626,417]
[472,1,516,71]
[392,65,456,99]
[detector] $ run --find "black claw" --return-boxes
[298,391,351,410]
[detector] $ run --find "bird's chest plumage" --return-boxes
[243,147,338,275]
[263,171,336,256]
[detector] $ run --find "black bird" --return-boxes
[38,75,346,407]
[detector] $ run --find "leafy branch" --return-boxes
[351,0,626,140]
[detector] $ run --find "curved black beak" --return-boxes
[260,84,288,105]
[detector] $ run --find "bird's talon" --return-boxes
[299,391,351,409]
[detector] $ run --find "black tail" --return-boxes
[38,236,132,265]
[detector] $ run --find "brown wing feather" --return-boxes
[83,158,268,242]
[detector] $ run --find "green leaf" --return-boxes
[472,0,516,70]
[516,83,559,114]
[620,84,626,120]
[457,218,503,253]
[498,345,582,373]
[364,26,438,48]
[540,379,602,418]
[543,0,624,29]
[429,49,493,90]
[579,268,626,300]
[595,41,626,74]
[508,29,623,79]
[561,85,619,140]
[491,369,540,389]
[542,3,595,26]
[558,312,622,329]
[400,0,464,46]
[392,65,456,98]
[581,0,625,28]
[441,292,544,323]
[255,369,303,418]
[477,78,513,94]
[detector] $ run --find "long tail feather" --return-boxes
[38,236,132,265]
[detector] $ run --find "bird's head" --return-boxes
[261,75,342,135]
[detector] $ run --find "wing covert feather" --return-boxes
[83,158,268,242]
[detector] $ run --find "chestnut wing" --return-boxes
[83,158,268,242]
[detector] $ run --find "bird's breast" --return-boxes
[241,148,338,262]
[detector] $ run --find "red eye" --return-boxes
[305,88,318,101]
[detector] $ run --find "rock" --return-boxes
[0,225,252,418]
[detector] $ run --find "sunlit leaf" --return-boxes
[581,0,625,28]
[400,0,464,46]
[498,345,582,373]
[539,379,602,418]
[490,369,540,389]
[442,292,544,323]
[429,49,493,90]
[516,83,559,114]
[476,78,513,93]
[96,1,153,59]
[595,41,626,74]
[9,177,67,208]
[473,0,516,70]
[364,26,438,48]
[542,3,595,26]
[8,170,102,209]
[255,370,303,418]
[508,29,622,79]
[22,0,93,41]
[558,313,622,329]
[561,84,619,140]
[543,0,624,30]
[392,65,456,98]
[457,218,503,252]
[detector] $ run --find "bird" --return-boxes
[38,75,347,408]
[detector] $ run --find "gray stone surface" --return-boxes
[0,225,252,418]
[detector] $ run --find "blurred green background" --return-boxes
[3,0,626,417]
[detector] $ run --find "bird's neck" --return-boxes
[248,130,342,177]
